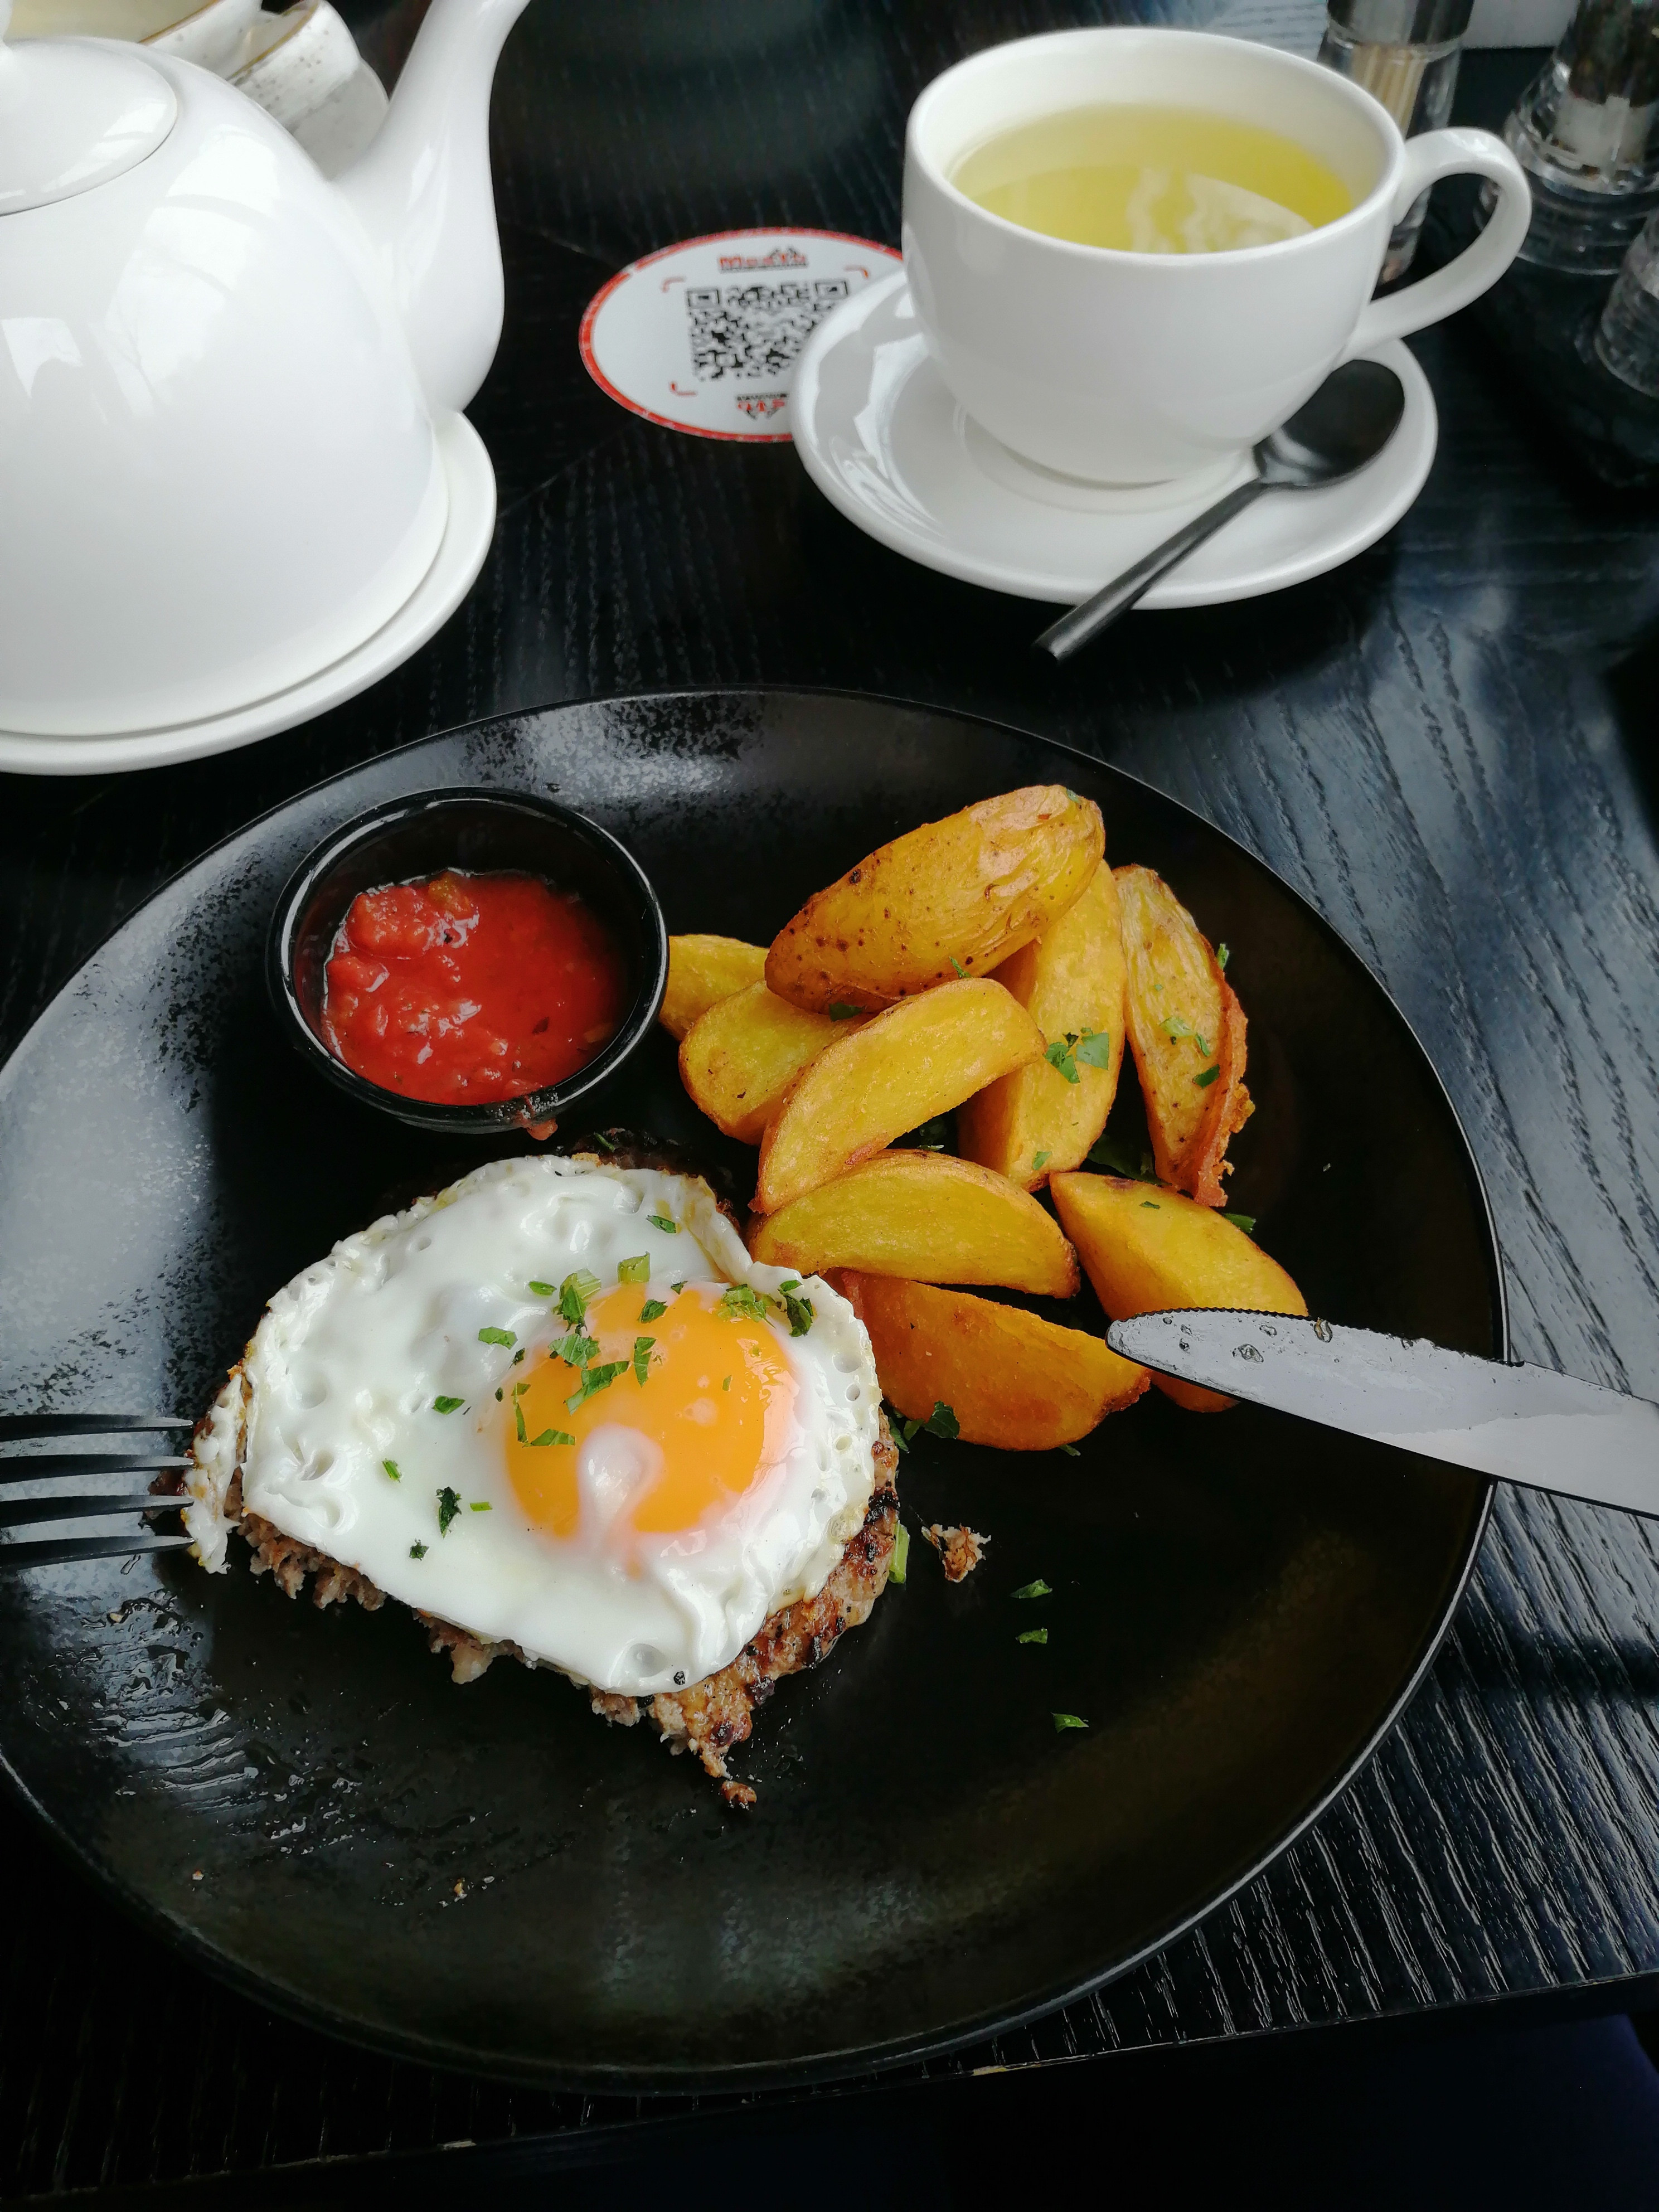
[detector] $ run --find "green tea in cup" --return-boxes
[952,103,1354,253]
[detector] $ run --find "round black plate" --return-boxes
[0,692,1500,2090]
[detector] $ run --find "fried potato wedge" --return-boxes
[754,978,1043,1214]
[659,935,767,1041]
[836,1273,1148,1449]
[750,1150,1079,1297]
[678,983,865,1144]
[958,861,1128,1191]
[767,786,1104,1015]
[1114,866,1250,1208]
[1050,1172,1304,1412]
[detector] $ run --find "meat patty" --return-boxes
[221,1425,899,1810]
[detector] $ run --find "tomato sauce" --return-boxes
[323,870,626,1106]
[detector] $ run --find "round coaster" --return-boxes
[579,229,903,443]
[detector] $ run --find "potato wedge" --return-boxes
[767,786,1104,1015]
[836,1273,1148,1449]
[679,983,864,1144]
[1114,866,1251,1208]
[659,934,767,1041]
[958,862,1128,1190]
[1050,1172,1304,1412]
[754,978,1044,1214]
[750,1150,1079,1297]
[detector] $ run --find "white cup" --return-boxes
[902,26,1531,486]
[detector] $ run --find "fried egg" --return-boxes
[187,1157,882,1696]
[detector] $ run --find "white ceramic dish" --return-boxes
[0,412,496,777]
[790,269,1438,608]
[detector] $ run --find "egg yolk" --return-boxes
[505,1283,799,1541]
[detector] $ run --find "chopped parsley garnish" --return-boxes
[1085,1133,1158,1181]
[1217,942,1231,970]
[633,1335,656,1385]
[528,1280,557,1298]
[1194,1064,1221,1089]
[528,1427,574,1448]
[950,957,967,978]
[671,1280,685,1294]
[477,1326,516,1348]
[591,1130,618,1152]
[897,1399,959,1446]
[514,1380,530,1396]
[647,1214,678,1234]
[1012,1578,1052,1600]
[470,1501,491,1513]
[1017,1627,1049,1645]
[1032,1150,1051,1172]
[436,1487,462,1536]
[382,1459,402,1482]
[722,1375,731,1391]
[514,1399,527,1443]
[1159,1011,1194,1041]
[432,1396,464,1415]
[1142,1200,1160,1210]
[556,1270,602,1324]
[1045,1029,1110,1085]
[494,1388,503,1401]
[566,1360,628,1413]
[1057,1443,1080,1457]
[889,1521,911,1585]
[827,1003,862,1021]
[409,1542,428,1560]
[1221,1211,1257,1233]
[778,1285,815,1337]
[512,1346,525,1364]
[717,1283,770,1324]
[639,1298,668,1323]
[552,1328,599,1369]
[1052,1713,1089,1733]
[617,1254,651,1284]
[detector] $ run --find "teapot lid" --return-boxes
[0,0,177,217]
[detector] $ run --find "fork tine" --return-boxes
[0,1415,192,1442]
[0,1455,189,1483]
[0,1531,195,1569]
[0,1495,190,1529]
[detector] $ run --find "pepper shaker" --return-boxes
[1318,0,1475,279]
[1499,0,1659,271]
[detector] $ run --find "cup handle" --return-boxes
[1341,126,1531,358]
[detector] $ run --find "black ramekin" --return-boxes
[266,787,668,1135]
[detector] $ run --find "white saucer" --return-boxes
[0,413,498,778]
[790,269,1437,608]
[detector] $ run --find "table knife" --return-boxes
[1104,1309,1659,1518]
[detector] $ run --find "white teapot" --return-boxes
[0,0,531,737]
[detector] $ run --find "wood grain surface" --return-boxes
[2,8,1657,2195]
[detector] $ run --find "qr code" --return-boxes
[685,278,851,381]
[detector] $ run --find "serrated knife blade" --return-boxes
[1104,1310,1659,1519]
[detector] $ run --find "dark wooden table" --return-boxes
[5,7,1659,2199]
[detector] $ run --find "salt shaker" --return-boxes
[1319,0,1475,279]
[1500,0,1659,272]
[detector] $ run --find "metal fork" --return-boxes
[0,1414,196,1569]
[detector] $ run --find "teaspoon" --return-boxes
[1033,360,1407,663]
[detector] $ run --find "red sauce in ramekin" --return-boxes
[322,869,626,1107]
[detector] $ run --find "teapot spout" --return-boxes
[337,0,532,416]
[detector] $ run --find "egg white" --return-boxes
[187,1157,882,1695]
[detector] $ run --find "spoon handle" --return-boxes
[1034,478,1264,662]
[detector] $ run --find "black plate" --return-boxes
[0,692,1500,2090]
